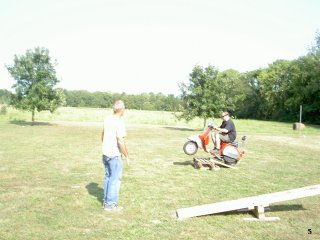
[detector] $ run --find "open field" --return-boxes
[0,107,320,240]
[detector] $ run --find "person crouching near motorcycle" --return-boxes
[212,111,237,155]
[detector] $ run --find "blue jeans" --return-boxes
[102,155,123,206]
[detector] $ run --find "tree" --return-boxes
[235,70,263,119]
[255,60,292,120]
[179,65,219,127]
[6,47,65,122]
[286,54,320,123]
[215,69,246,117]
[179,65,245,127]
[0,89,11,104]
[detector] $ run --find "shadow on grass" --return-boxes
[10,120,52,126]
[210,204,305,218]
[306,124,320,130]
[270,204,306,212]
[86,182,103,204]
[163,126,200,132]
[173,161,194,167]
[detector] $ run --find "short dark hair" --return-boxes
[221,111,229,117]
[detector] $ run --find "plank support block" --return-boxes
[252,205,265,219]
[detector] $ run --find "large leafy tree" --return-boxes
[215,69,246,115]
[179,65,245,127]
[255,60,292,119]
[251,32,320,123]
[179,65,219,127]
[6,47,65,122]
[285,39,320,123]
[236,70,263,119]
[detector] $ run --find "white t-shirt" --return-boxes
[102,115,126,157]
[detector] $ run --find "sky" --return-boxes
[0,0,319,95]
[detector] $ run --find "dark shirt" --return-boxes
[220,119,237,142]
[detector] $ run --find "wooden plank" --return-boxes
[247,184,320,206]
[176,184,320,219]
[210,159,238,169]
[177,196,263,219]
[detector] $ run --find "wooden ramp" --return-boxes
[176,184,320,220]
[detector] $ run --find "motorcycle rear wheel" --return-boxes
[223,156,237,166]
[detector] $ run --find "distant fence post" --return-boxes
[299,105,302,123]
[293,105,305,130]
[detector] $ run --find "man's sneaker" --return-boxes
[210,148,220,156]
[103,204,123,212]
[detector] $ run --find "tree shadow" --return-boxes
[10,120,52,126]
[86,182,103,205]
[163,126,201,132]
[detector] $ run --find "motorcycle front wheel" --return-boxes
[183,141,198,155]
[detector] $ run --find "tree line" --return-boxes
[63,90,182,111]
[2,33,319,124]
[180,33,320,125]
[0,88,182,111]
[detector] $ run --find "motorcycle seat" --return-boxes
[229,141,239,147]
[221,140,239,147]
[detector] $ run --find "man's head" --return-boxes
[221,111,230,121]
[113,100,125,116]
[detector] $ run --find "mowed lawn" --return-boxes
[0,107,319,240]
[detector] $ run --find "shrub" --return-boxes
[0,104,7,115]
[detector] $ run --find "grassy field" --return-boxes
[0,107,319,240]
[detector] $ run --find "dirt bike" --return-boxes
[183,123,246,166]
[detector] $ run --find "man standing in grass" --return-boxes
[101,100,130,211]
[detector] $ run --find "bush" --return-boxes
[0,104,7,114]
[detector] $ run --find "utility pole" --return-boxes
[293,105,305,130]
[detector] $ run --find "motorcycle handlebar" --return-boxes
[208,123,215,130]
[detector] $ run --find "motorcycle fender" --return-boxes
[222,145,239,160]
[187,135,202,149]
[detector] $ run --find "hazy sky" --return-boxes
[1,0,319,95]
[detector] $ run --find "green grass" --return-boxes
[0,107,319,240]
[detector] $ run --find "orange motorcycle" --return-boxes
[183,123,246,165]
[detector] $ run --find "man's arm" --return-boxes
[215,121,233,134]
[117,136,130,165]
[214,127,228,133]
